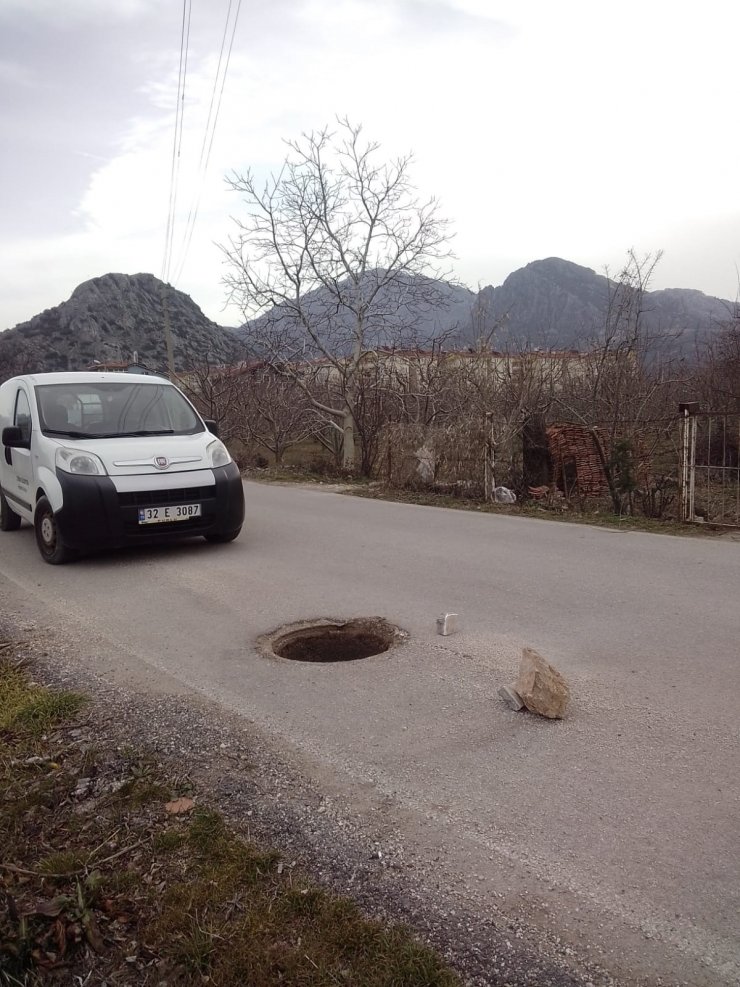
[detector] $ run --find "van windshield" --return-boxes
[35,382,203,438]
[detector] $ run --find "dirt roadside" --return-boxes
[0,606,618,987]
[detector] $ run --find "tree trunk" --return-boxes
[591,427,621,514]
[343,330,362,470]
[342,405,355,470]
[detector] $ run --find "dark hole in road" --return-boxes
[266,618,401,663]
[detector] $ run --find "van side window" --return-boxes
[14,389,32,443]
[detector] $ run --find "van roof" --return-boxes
[10,372,173,387]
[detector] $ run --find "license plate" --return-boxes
[138,504,202,524]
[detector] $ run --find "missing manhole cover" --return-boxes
[257,617,406,663]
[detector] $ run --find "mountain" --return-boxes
[238,273,477,356]
[645,287,734,338]
[0,273,238,372]
[238,258,733,358]
[2,261,732,377]
[472,258,733,353]
[475,258,611,348]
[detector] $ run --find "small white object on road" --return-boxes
[436,612,459,636]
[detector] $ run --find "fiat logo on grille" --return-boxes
[154,456,169,470]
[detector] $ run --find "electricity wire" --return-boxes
[172,0,242,285]
[161,0,192,284]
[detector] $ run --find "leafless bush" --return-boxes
[238,367,317,466]
[376,421,487,497]
[178,357,246,444]
[552,251,688,514]
[694,313,740,412]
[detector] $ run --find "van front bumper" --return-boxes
[54,462,244,551]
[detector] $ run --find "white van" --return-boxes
[0,372,244,564]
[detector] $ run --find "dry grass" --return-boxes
[0,653,460,987]
[344,484,723,537]
[240,467,726,537]
[0,661,85,735]
[243,463,366,486]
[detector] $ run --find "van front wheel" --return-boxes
[0,491,22,531]
[34,497,74,564]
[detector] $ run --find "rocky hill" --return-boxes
[239,258,732,358]
[1,262,732,379]
[239,273,477,357]
[473,258,732,353]
[0,273,238,373]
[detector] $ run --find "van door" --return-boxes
[4,386,34,518]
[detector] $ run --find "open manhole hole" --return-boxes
[257,617,406,663]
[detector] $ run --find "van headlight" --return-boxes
[56,447,107,476]
[206,439,232,468]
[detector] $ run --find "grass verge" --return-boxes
[241,468,725,537]
[243,464,367,487]
[341,485,722,537]
[0,651,459,986]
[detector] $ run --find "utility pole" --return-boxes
[161,282,175,378]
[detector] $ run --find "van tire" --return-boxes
[0,491,22,531]
[34,497,74,564]
[205,527,241,544]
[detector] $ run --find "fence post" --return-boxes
[680,410,689,521]
[679,402,699,522]
[484,412,495,501]
[689,414,697,521]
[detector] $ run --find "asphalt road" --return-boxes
[1,481,738,986]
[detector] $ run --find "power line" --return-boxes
[161,0,192,284]
[172,0,243,285]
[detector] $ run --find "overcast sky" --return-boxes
[1,0,739,331]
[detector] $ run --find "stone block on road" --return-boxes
[436,612,459,636]
[515,647,570,719]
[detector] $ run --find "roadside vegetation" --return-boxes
[343,483,712,536]
[0,645,459,986]
[241,464,725,538]
[183,244,738,529]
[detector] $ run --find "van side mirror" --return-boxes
[2,426,30,449]
[204,419,219,437]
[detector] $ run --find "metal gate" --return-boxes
[681,409,740,525]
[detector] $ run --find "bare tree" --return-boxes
[696,311,740,410]
[238,367,317,466]
[348,353,403,476]
[386,332,462,427]
[448,347,563,493]
[221,118,454,469]
[555,250,688,514]
[178,357,247,444]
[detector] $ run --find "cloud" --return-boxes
[395,0,514,38]
[0,57,33,85]
[0,0,157,23]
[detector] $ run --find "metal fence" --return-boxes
[375,416,686,518]
[681,411,740,526]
